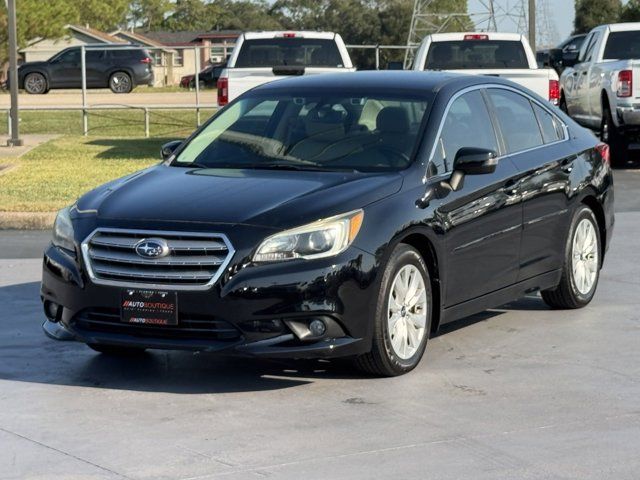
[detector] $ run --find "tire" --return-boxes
[109,71,133,94]
[24,72,47,94]
[355,244,432,376]
[88,344,146,356]
[601,104,628,167]
[559,95,568,114]
[541,206,601,309]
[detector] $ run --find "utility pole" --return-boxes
[6,0,23,146]
[528,0,536,50]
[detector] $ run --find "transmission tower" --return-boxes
[404,0,474,68]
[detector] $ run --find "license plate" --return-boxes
[121,289,178,326]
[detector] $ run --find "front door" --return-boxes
[430,89,522,307]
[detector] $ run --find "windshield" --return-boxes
[603,31,640,60]
[235,38,345,68]
[425,40,529,70]
[172,92,431,172]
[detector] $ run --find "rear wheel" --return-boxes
[88,344,146,356]
[541,206,601,309]
[355,244,432,376]
[109,72,132,94]
[24,72,47,94]
[559,95,568,114]
[601,104,628,167]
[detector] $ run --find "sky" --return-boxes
[468,0,576,43]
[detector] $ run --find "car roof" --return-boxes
[252,70,513,95]
[243,31,336,40]
[607,22,640,32]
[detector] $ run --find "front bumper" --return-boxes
[41,243,378,359]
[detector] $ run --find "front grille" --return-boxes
[81,229,235,290]
[73,307,242,341]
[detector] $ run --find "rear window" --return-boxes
[425,40,529,70]
[603,31,640,60]
[235,38,344,68]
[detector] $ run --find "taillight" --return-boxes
[548,79,560,105]
[140,57,152,64]
[617,70,632,97]
[596,143,610,165]
[463,34,489,40]
[217,77,228,106]
[282,32,297,38]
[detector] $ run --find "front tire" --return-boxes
[24,72,48,94]
[88,344,146,356]
[355,244,432,376]
[601,104,628,167]
[109,72,133,94]
[542,206,601,309]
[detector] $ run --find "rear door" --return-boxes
[486,87,572,281]
[430,89,522,307]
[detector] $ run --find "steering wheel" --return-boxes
[362,144,411,168]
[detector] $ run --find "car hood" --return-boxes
[19,61,48,70]
[76,165,403,230]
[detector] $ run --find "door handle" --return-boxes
[561,159,574,173]
[504,179,519,196]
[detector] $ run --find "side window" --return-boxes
[431,90,498,175]
[86,50,105,62]
[532,103,564,144]
[58,49,80,64]
[578,33,594,63]
[488,89,543,153]
[585,32,600,62]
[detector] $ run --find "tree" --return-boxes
[129,0,172,30]
[162,0,210,31]
[620,0,640,22]
[0,0,76,79]
[210,1,283,31]
[76,0,129,31]
[574,0,622,34]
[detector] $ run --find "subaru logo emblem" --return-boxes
[135,238,170,258]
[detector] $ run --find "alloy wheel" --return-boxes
[387,265,427,360]
[571,218,599,295]
[25,73,46,94]
[110,73,131,93]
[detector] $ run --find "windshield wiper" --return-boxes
[172,162,210,169]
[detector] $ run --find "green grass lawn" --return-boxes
[0,108,216,137]
[0,136,172,212]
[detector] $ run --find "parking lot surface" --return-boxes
[1,170,640,480]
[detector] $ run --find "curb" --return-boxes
[0,212,55,230]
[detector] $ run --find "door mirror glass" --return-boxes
[454,147,498,175]
[161,140,182,160]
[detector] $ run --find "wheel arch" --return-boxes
[394,230,442,334]
[22,70,49,90]
[580,193,607,264]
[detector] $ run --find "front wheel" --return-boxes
[109,72,133,94]
[355,244,432,376]
[24,72,48,94]
[542,206,601,309]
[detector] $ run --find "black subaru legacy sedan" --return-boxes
[41,71,614,376]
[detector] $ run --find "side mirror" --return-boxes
[161,140,182,160]
[454,147,498,175]
[562,52,579,68]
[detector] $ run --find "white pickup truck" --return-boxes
[559,22,640,165]
[217,31,355,106]
[412,32,560,104]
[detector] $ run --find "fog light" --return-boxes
[309,319,327,337]
[44,301,61,322]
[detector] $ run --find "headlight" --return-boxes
[253,210,364,263]
[52,207,75,252]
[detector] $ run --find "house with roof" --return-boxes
[20,25,127,63]
[112,30,240,85]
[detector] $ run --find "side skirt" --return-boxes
[440,269,562,326]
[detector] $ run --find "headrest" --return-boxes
[304,107,345,139]
[376,106,410,134]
